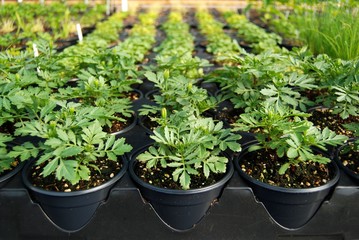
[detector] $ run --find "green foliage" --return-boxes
[12,119,132,185]
[196,10,245,63]
[205,50,315,112]
[112,11,158,63]
[0,133,19,174]
[291,2,359,60]
[137,110,241,190]
[140,71,219,117]
[233,104,348,174]
[222,11,282,53]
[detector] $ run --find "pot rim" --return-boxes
[21,155,128,197]
[110,112,138,136]
[334,137,358,180]
[129,144,234,195]
[235,141,340,193]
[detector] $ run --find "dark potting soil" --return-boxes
[308,108,359,137]
[30,158,123,192]
[339,142,359,174]
[0,121,16,135]
[0,159,20,177]
[134,161,225,190]
[239,148,334,188]
[104,113,135,133]
[140,114,159,132]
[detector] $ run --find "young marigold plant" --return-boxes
[137,109,241,190]
[233,104,348,174]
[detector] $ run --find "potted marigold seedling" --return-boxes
[232,103,348,229]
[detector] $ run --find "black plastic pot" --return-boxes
[234,142,341,229]
[0,161,24,189]
[334,138,359,183]
[21,157,128,232]
[129,145,234,231]
[109,112,138,136]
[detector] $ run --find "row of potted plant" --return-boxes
[221,10,282,53]
[195,9,244,64]
[0,3,106,51]
[0,6,357,236]
[0,8,158,231]
[148,10,210,81]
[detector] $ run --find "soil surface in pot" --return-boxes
[308,108,359,137]
[0,159,20,178]
[30,158,123,192]
[125,91,141,101]
[104,113,135,133]
[134,161,225,190]
[339,142,359,174]
[239,148,334,188]
[141,113,159,132]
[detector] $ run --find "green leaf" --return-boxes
[279,163,290,175]
[57,129,69,142]
[44,138,63,148]
[105,135,115,150]
[56,160,78,183]
[78,165,90,181]
[203,164,210,178]
[287,147,298,159]
[172,168,184,182]
[60,146,83,158]
[179,171,190,190]
[42,158,59,177]
[260,87,277,96]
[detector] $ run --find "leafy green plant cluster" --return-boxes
[12,103,132,185]
[0,9,153,181]
[137,109,241,189]
[233,104,348,174]
[60,11,128,71]
[112,10,158,63]
[222,11,282,54]
[151,10,210,80]
[259,5,301,46]
[140,71,219,117]
[154,11,194,59]
[195,10,244,64]
[291,49,359,119]
[205,49,316,113]
[0,3,106,50]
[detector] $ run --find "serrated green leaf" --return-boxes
[45,138,63,148]
[60,146,83,158]
[180,171,190,190]
[57,129,68,142]
[56,160,78,183]
[287,147,298,159]
[42,158,59,177]
[279,163,290,175]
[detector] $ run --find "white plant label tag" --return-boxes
[121,0,128,12]
[39,0,44,5]
[17,0,22,3]
[76,23,83,43]
[33,43,39,57]
[84,0,88,5]
[33,43,41,74]
[106,0,110,15]
[1,0,4,6]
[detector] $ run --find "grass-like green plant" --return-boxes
[291,2,359,60]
